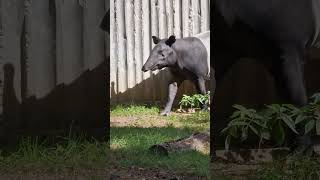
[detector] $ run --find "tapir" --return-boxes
[212,0,320,157]
[142,35,209,116]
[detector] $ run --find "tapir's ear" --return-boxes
[165,35,176,47]
[152,36,161,44]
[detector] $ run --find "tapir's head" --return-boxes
[142,35,177,72]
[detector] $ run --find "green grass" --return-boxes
[110,105,210,178]
[249,156,320,180]
[0,137,108,173]
[110,104,160,116]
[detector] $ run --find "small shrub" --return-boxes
[221,92,320,150]
[179,91,210,112]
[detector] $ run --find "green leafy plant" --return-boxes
[264,104,299,146]
[221,92,320,150]
[221,105,270,150]
[179,91,210,111]
[296,93,320,135]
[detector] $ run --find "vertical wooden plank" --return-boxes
[55,0,64,84]
[158,0,167,38]
[134,0,143,101]
[142,0,151,80]
[1,0,25,129]
[132,0,141,87]
[173,0,181,38]
[158,0,167,103]
[115,0,127,95]
[166,0,173,36]
[150,0,159,102]
[182,0,190,37]
[201,0,209,32]
[28,0,55,99]
[110,0,118,102]
[55,0,83,85]
[192,0,200,35]
[142,0,152,101]
[83,0,105,69]
[0,0,4,114]
[125,0,135,95]
[82,0,107,128]
[2,0,25,103]
[150,0,159,48]
[55,0,85,129]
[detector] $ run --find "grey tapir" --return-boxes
[212,0,320,158]
[142,35,209,116]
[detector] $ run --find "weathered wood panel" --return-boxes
[0,0,108,138]
[111,0,211,105]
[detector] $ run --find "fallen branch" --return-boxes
[149,131,210,156]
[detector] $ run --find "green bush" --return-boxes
[179,91,210,111]
[222,92,320,150]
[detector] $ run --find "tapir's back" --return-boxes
[172,34,209,78]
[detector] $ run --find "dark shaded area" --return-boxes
[1,60,108,145]
[100,9,109,33]
[213,58,320,148]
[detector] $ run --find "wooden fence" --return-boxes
[0,0,109,139]
[110,0,211,105]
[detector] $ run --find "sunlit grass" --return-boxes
[110,105,210,178]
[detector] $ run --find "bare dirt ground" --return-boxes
[110,112,192,128]
[0,169,108,180]
[110,165,207,180]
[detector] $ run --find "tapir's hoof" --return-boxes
[160,111,170,116]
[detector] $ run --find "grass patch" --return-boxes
[0,137,108,173]
[110,127,210,177]
[110,105,210,178]
[249,156,320,180]
[111,104,160,116]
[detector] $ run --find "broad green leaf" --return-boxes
[221,127,229,134]
[228,121,249,127]
[230,111,241,119]
[261,130,271,140]
[295,115,307,125]
[250,119,267,128]
[273,123,285,146]
[225,135,231,151]
[281,114,298,134]
[248,125,259,136]
[311,93,320,103]
[305,120,315,135]
[316,119,320,135]
[241,127,248,142]
[229,127,238,138]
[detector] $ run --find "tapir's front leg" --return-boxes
[160,80,182,116]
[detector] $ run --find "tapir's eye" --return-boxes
[159,50,165,58]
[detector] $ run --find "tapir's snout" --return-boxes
[141,65,148,72]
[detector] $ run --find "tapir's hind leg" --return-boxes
[160,79,183,116]
[269,48,310,154]
[195,77,208,110]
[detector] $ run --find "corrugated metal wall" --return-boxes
[110,0,210,105]
[0,0,109,137]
